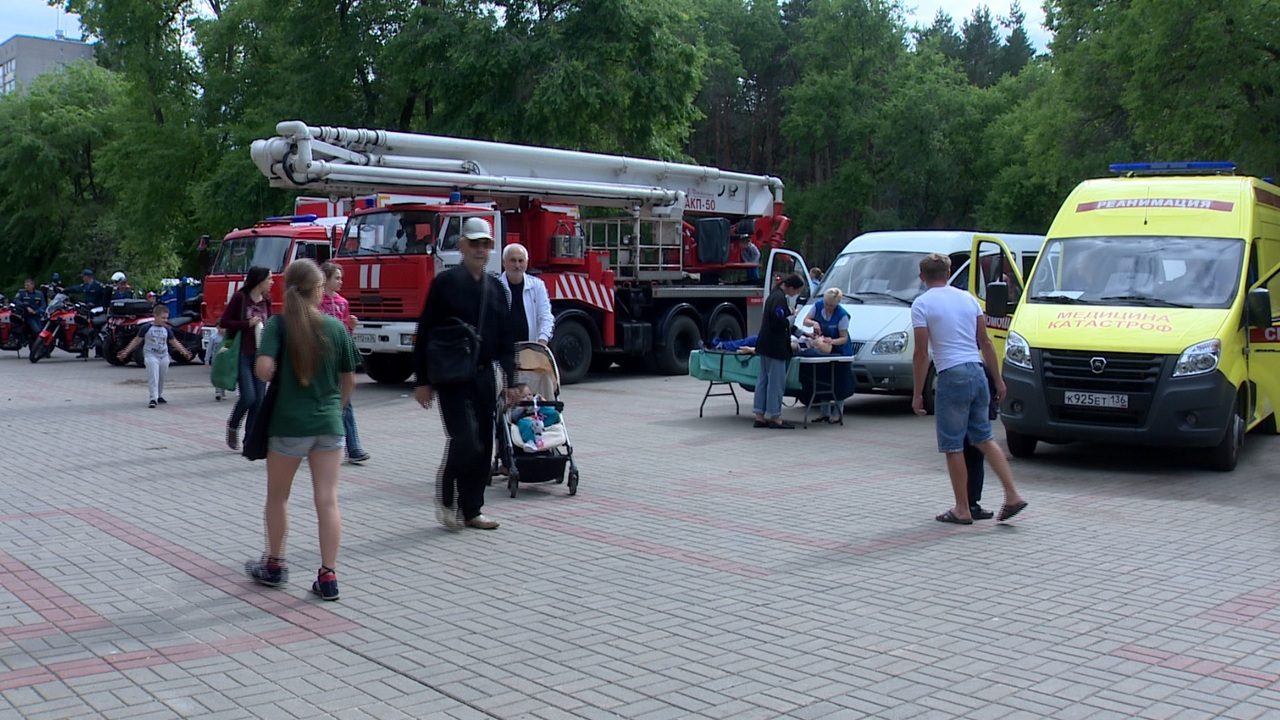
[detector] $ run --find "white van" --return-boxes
[801,230,1044,412]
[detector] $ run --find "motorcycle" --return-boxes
[28,293,103,363]
[167,295,205,364]
[102,297,155,367]
[109,298,205,368]
[0,294,38,354]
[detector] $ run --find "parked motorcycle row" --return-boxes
[0,283,204,366]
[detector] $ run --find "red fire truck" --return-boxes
[198,215,336,350]
[250,122,808,384]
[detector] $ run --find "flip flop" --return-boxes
[997,501,1029,522]
[935,510,973,525]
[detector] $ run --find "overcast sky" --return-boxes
[0,0,1050,53]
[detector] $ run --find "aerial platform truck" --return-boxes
[250,121,808,384]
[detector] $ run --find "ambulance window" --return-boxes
[1162,260,1187,282]
[1265,271,1280,322]
[1021,253,1037,278]
[949,253,971,289]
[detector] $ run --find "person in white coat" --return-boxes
[498,243,554,345]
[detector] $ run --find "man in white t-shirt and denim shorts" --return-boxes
[910,253,1028,525]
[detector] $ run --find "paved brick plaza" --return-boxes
[2,353,1280,719]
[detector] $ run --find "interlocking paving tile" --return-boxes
[4,358,1280,718]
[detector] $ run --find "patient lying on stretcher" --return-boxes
[709,326,834,356]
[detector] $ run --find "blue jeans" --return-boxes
[229,353,265,432]
[753,356,788,418]
[343,402,365,456]
[934,362,994,453]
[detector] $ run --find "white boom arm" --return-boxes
[251,121,784,219]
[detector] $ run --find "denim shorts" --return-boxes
[934,362,994,454]
[268,435,345,458]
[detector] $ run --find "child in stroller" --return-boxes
[494,342,579,497]
[509,383,562,449]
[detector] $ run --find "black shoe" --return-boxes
[245,557,288,588]
[157,397,167,404]
[970,504,995,520]
[226,424,239,451]
[311,567,339,601]
[148,400,157,409]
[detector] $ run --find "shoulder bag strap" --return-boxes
[478,274,490,336]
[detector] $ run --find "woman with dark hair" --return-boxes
[245,259,356,601]
[220,266,273,450]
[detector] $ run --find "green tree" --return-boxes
[0,62,127,288]
[999,2,1036,75]
[782,0,907,258]
[960,5,1002,87]
[915,10,963,63]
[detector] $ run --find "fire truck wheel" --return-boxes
[654,315,700,376]
[550,320,591,385]
[363,354,414,385]
[707,313,744,344]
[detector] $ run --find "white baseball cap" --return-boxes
[461,217,493,241]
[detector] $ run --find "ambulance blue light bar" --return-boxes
[1109,161,1236,176]
[263,213,320,223]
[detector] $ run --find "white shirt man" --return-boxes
[498,243,554,345]
[910,252,1027,526]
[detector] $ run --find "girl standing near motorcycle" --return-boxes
[221,266,273,450]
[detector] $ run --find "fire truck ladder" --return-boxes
[251,121,784,221]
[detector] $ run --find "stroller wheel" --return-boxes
[508,474,518,498]
[567,470,579,496]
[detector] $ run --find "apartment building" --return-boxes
[0,32,94,95]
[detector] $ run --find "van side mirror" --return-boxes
[987,281,1009,318]
[1248,287,1272,328]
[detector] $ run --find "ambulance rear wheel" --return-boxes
[363,354,413,384]
[1005,429,1037,458]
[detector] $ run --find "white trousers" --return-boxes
[145,355,170,401]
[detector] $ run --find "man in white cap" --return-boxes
[412,217,516,530]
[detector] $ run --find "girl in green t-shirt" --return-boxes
[245,259,357,602]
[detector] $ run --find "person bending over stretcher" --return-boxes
[509,383,561,449]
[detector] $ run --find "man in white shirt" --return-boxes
[498,243,554,345]
[910,253,1027,525]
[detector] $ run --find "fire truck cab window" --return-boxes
[340,211,440,256]
[211,236,292,274]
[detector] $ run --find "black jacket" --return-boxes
[754,286,794,360]
[413,265,516,387]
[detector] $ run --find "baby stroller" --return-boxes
[494,341,579,497]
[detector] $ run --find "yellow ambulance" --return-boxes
[986,162,1280,471]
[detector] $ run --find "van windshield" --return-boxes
[1027,236,1244,309]
[211,236,291,274]
[823,251,929,304]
